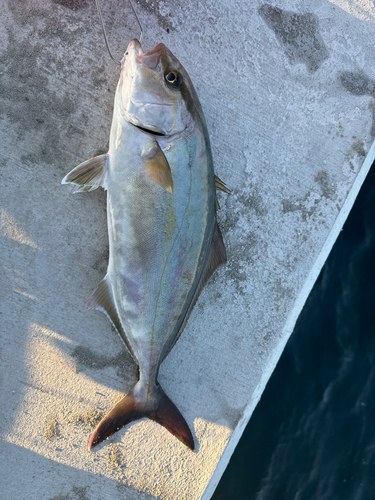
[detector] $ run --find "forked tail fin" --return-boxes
[88,382,194,451]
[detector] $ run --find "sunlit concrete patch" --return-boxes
[328,0,375,21]
[0,209,39,248]
[1,441,159,500]
[2,323,233,500]
[3,321,125,474]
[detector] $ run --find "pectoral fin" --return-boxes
[141,141,173,193]
[62,154,109,193]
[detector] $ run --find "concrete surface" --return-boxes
[1,0,375,498]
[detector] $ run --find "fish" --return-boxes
[62,38,230,451]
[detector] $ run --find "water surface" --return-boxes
[213,161,375,500]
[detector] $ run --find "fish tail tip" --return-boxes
[182,433,195,451]
[87,393,138,450]
[87,426,110,451]
[188,435,195,451]
[87,434,98,451]
[150,384,195,451]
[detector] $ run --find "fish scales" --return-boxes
[108,124,213,368]
[62,39,229,451]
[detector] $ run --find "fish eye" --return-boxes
[165,72,177,83]
[164,71,181,89]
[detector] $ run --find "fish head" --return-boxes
[119,39,204,137]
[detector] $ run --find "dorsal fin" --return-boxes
[141,141,173,193]
[86,277,136,361]
[163,220,227,359]
[62,154,108,193]
[214,174,230,210]
[215,174,231,194]
[215,195,220,210]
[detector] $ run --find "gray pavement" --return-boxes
[1,0,375,499]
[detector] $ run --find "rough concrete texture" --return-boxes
[1,0,375,498]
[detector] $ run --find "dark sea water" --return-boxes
[213,161,375,500]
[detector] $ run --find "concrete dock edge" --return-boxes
[203,139,375,499]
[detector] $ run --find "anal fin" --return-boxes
[164,220,227,359]
[86,277,135,360]
[203,220,227,284]
[62,154,109,193]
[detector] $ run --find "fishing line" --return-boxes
[94,0,143,65]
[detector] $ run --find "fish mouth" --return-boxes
[136,43,165,69]
[127,38,143,56]
[130,122,165,137]
[125,39,165,69]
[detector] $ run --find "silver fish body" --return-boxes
[62,39,228,450]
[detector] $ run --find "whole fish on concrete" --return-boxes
[62,39,229,451]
